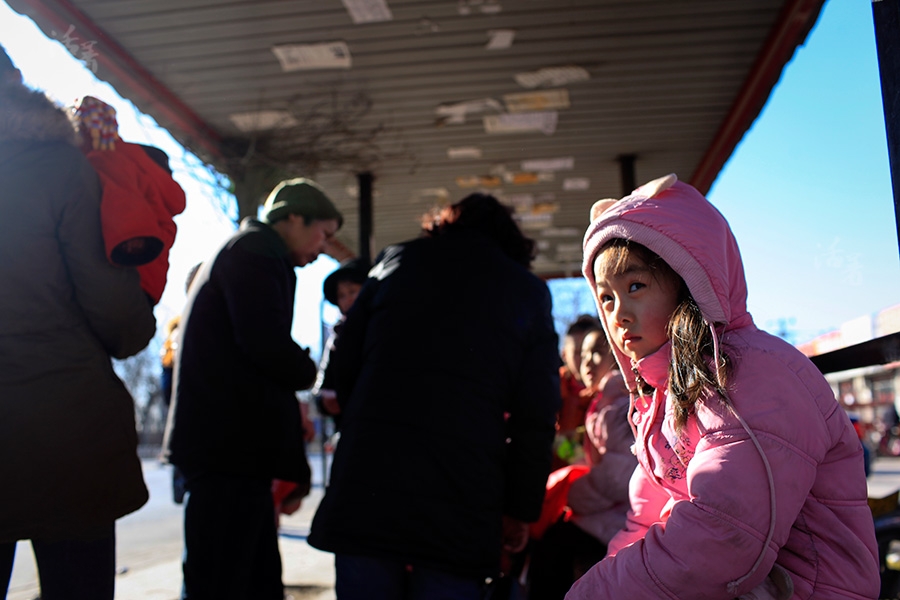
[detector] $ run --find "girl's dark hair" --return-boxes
[668,295,730,434]
[595,239,730,433]
[422,193,535,268]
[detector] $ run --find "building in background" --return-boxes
[798,304,900,455]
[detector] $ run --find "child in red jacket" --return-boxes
[72,96,186,303]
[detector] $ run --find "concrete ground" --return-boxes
[111,487,336,600]
[114,455,900,600]
[8,456,900,599]
[6,473,335,600]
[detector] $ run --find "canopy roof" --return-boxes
[8,0,824,276]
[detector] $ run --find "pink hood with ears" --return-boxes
[582,173,753,334]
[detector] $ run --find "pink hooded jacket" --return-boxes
[567,372,637,545]
[567,174,878,599]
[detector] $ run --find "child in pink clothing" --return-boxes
[567,174,878,600]
[528,329,635,600]
[567,330,636,548]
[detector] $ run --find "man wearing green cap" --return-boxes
[164,177,342,599]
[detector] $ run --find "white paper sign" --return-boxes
[342,0,393,24]
[272,42,352,71]
[483,111,558,135]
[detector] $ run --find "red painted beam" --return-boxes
[8,0,224,161]
[690,0,825,194]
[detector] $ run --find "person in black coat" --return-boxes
[308,193,561,599]
[0,45,156,600]
[164,178,342,600]
[312,257,371,433]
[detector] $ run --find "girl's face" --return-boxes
[336,280,363,315]
[579,330,616,392]
[593,252,681,362]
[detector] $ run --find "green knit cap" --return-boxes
[261,177,343,227]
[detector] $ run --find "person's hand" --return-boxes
[501,515,529,554]
[320,389,341,415]
[499,516,529,577]
[280,496,303,515]
[736,565,793,600]
[300,402,315,443]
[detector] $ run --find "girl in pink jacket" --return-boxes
[567,174,878,599]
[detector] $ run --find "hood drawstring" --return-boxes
[630,362,653,407]
[627,361,653,456]
[707,321,778,596]
[710,322,724,389]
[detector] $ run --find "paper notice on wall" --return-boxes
[521,157,574,172]
[342,0,393,24]
[514,66,590,89]
[483,111,558,135]
[504,89,569,113]
[447,147,483,159]
[272,42,352,71]
[436,98,503,125]
[563,177,590,191]
[229,110,298,132]
[514,212,554,230]
[486,29,515,50]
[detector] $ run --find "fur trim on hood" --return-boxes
[0,83,77,146]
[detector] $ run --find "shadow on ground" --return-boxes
[285,584,333,599]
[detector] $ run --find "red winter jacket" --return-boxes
[86,141,186,303]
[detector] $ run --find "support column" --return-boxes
[357,172,374,265]
[617,154,636,197]
[873,0,900,260]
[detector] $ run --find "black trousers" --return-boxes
[527,520,607,600]
[0,523,115,600]
[335,554,495,600]
[181,473,283,600]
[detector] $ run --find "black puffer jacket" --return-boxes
[309,229,561,578]
[166,219,316,485]
[0,84,156,542]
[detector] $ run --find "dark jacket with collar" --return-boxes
[166,218,316,485]
[0,84,156,541]
[309,229,561,578]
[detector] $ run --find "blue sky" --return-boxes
[1,0,896,350]
[707,0,900,344]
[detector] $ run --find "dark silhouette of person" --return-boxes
[0,45,156,600]
[309,193,561,599]
[164,178,342,600]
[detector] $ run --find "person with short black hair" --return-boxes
[312,257,371,431]
[309,192,561,599]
